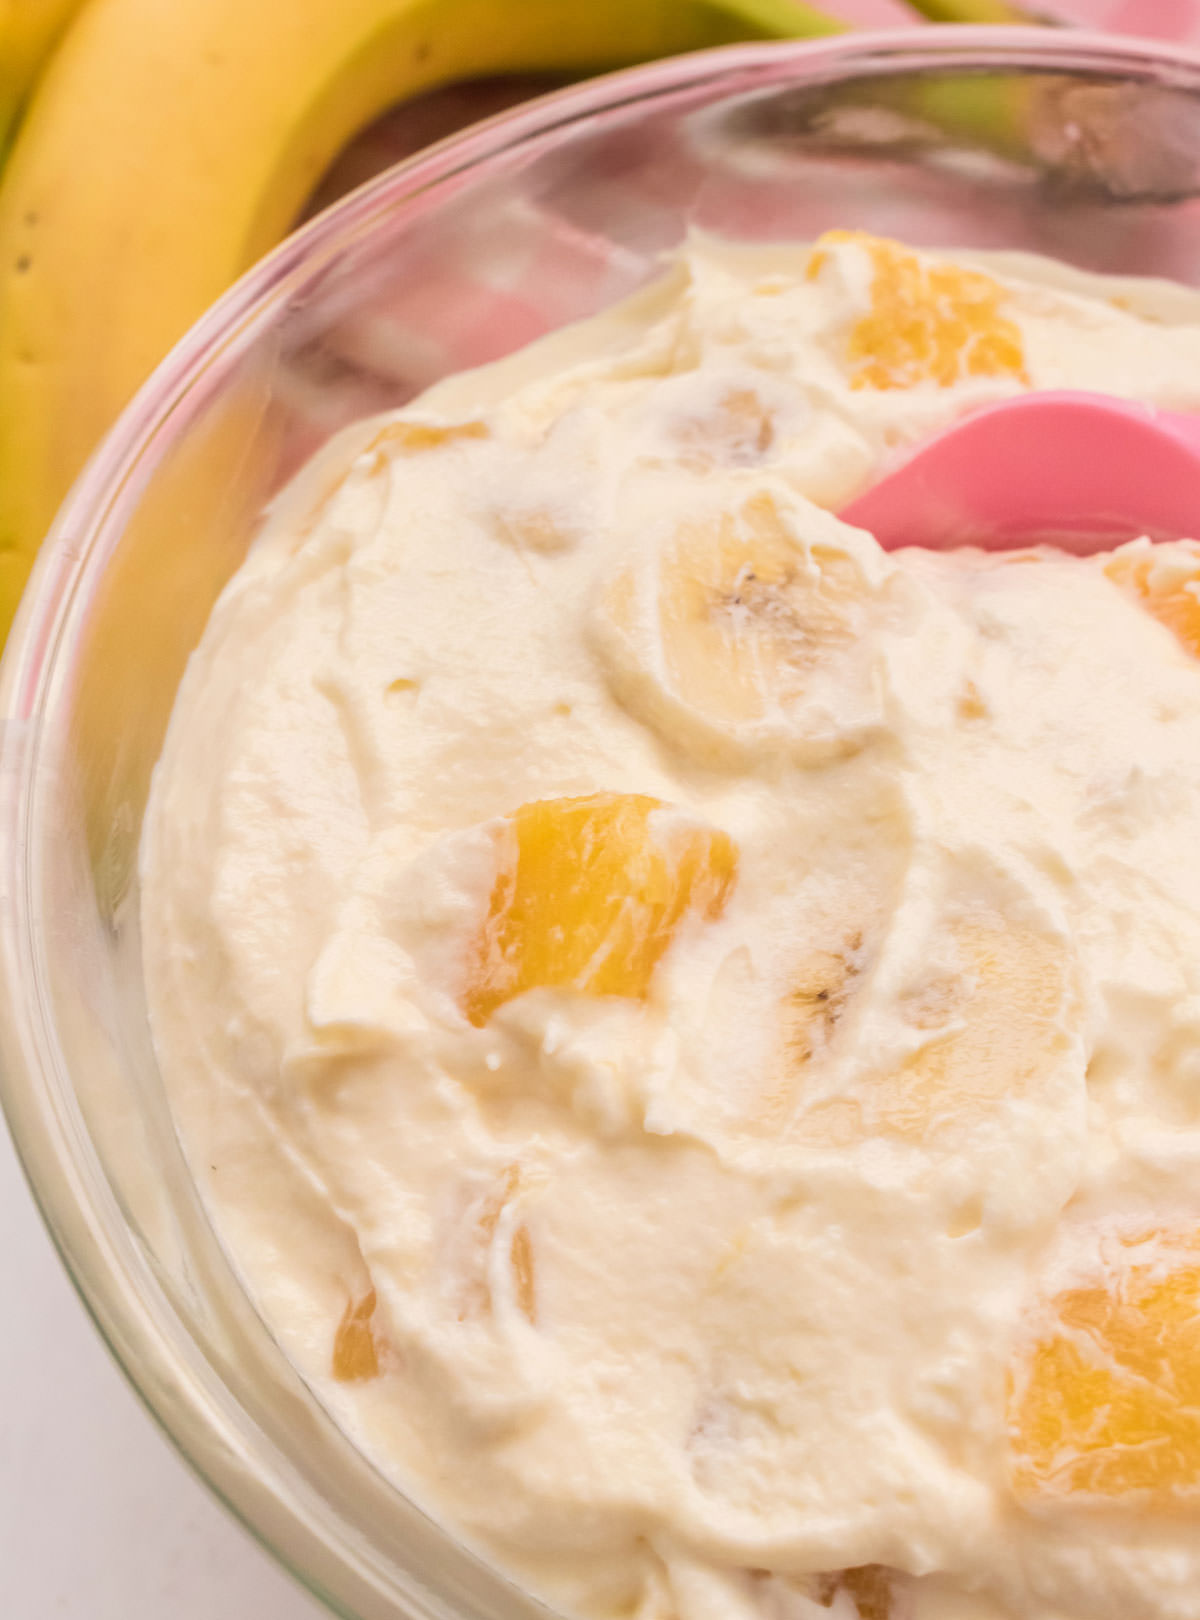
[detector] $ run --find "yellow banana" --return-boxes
[904,0,1036,20]
[0,0,89,152]
[0,0,841,643]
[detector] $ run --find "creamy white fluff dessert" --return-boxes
[142,231,1200,1620]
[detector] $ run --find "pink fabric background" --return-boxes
[833,0,1200,35]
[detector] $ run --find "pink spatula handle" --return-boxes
[839,391,1200,555]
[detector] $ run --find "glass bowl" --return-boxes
[5,26,1200,1620]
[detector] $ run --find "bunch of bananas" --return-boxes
[0,0,1032,643]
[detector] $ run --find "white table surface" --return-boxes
[0,1113,323,1620]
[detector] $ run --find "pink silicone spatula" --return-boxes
[839,390,1200,555]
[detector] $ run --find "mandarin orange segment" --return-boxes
[332,1288,382,1382]
[462,793,737,1027]
[808,230,1028,392]
[1010,1230,1200,1503]
[1104,544,1200,657]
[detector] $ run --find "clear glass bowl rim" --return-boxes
[5,23,1200,1620]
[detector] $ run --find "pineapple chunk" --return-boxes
[1009,1229,1200,1503]
[808,230,1028,393]
[463,793,737,1027]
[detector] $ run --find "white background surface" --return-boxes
[0,1116,322,1620]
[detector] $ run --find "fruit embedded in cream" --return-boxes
[142,232,1200,1620]
[462,791,737,1026]
[1010,1228,1200,1504]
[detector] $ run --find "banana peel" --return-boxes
[0,0,88,154]
[0,0,844,646]
[903,0,1041,21]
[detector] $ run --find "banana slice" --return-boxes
[592,485,897,768]
[796,894,1075,1151]
[655,820,903,1150]
[871,913,1068,1138]
[782,931,869,1069]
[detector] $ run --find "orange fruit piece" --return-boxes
[332,1289,382,1382]
[807,230,1028,393]
[1104,542,1200,658]
[463,793,737,1027]
[1009,1229,1200,1503]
